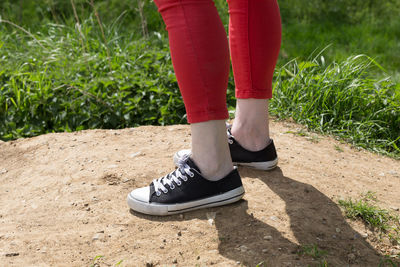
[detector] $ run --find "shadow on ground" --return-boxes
[131,167,394,266]
[214,167,386,266]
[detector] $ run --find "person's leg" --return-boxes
[191,120,233,180]
[127,0,244,215]
[227,0,282,151]
[153,0,233,180]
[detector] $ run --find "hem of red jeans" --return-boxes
[186,110,229,124]
[235,89,272,99]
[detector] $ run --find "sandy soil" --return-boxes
[1,120,399,267]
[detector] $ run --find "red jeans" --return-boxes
[154,0,281,123]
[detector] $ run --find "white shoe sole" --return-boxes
[127,186,245,216]
[235,158,278,171]
[173,150,278,171]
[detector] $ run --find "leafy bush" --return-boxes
[0,22,185,139]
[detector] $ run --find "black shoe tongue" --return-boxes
[185,157,201,173]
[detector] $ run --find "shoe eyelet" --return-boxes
[156,191,161,197]
[182,177,188,182]
[170,184,175,190]
[163,189,168,194]
[176,181,182,186]
[189,172,194,178]
[228,139,233,144]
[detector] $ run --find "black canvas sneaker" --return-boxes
[227,128,278,170]
[127,154,245,216]
[173,126,278,171]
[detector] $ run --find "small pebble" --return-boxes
[206,212,216,220]
[172,259,178,264]
[361,233,368,238]
[263,235,273,241]
[129,152,142,158]
[107,164,118,169]
[207,212,216,226]
[269,216,278,221]
[0,169,8,174]
[92,233,104,241]
[335,228,341,233]
[262,249,268,253]
[239,245,248,252]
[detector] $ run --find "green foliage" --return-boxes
[298,244,329,267]
[1,0,400,72]
[298,244,328,259]
[278,0,400,75]
[338,192,400,243]
[0,0,399,160]
[0,21,185,140]
[379,255,400,267]
[270,54,400,158]
[339,199,391,230]
[0,0,163,35]
[90,255,103,267]
[279,0,400,25]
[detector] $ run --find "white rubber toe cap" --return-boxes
[129,186,150,203]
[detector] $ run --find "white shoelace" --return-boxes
[152,155,194,196]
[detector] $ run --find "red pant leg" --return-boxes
[227,0,282,99]
[154,0,230,123]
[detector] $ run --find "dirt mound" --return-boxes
[1,121,399,266]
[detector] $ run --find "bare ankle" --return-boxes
[232,98,271,151]
[190,120,233,181]
[231,126,270,152]
[191,154,233,181]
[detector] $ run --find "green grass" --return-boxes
[1,0,400,73]
[338,192,400,244]
[379,256,400,267]
[297,244,329,266]
[89,255,123,267]
[0,20,186,139]
[0,2,399,159]
[334,145,344,152]
[280,19,400,81]
[298,244,328,259]
[270,54,400,158]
